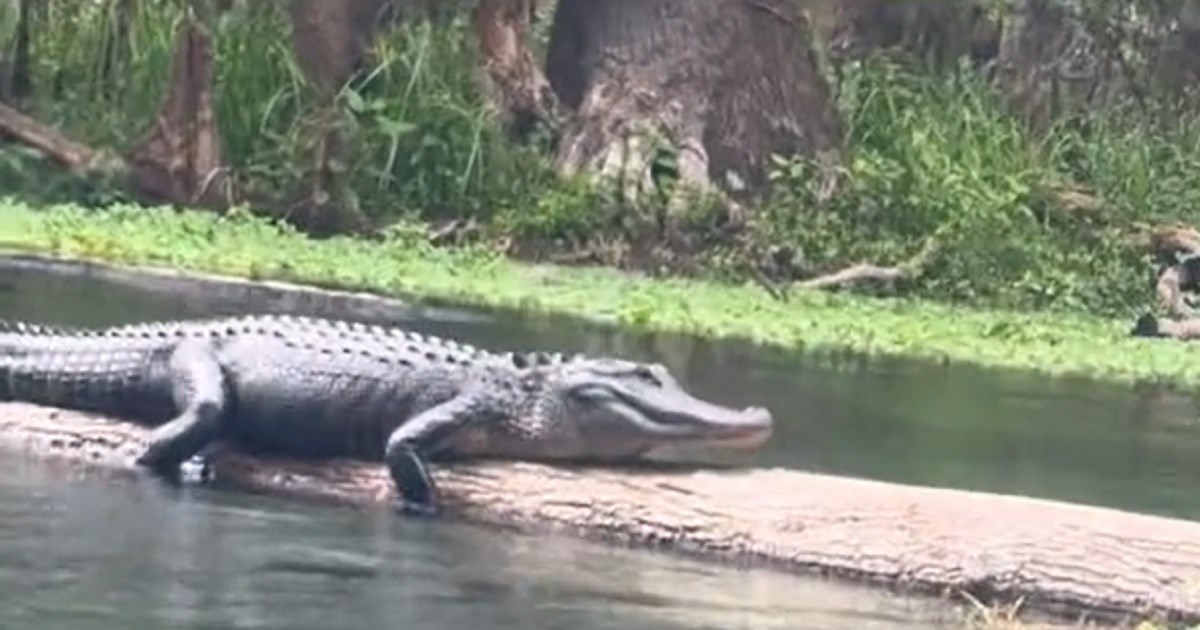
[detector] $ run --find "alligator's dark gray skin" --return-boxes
[0,315,774,514]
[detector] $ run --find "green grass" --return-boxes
[4,199,1200,390]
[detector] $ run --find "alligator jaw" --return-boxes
[646,400,774,452]
[599,374,775,454]
[688,406,774,451]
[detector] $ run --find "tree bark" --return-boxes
[544,0,842,209]
[283,0,386,236]
[125,15,232,210]
[472,0,559,140]
[0,0,34,102]
[3,401,1200,626]
[817,0,999,72]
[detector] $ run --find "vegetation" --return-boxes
[5,2,1200,384]
[8,199,1200,389]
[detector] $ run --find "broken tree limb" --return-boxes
[0,16,233,209]
[781,236,939,298]
[0,101,125,176]
[2,401,1200,626]
[794,262,910,290]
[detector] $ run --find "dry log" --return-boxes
[795,262,910,290]
[2,402,1200,626]
[1157,317,1200,340]
[0,101,124,176]
[1131,313,1200,341]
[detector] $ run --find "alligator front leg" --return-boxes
[135,339,229,481]
[383,394,493,517]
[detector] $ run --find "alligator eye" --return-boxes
[632,366,662,387]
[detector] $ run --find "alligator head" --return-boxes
[445,358,774,462]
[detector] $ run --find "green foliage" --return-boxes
[755,57,1200,317]
[6,2,570,225]
[9,199,1200,389]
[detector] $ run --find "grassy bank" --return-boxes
[3,200,1199,389]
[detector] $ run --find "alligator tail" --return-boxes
[0,319,163,417]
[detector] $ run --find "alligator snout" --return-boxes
[708,405,773,451]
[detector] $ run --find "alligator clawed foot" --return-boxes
[179,454,215,485]
[134,452,214,487]
[396,498,441,518]
[386,445,442,518]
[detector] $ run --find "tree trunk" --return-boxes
[3,400,1200,626]
[0,0,34,102]
[283,0,387,236]
[472,0,559,140]
[544,0,842,209]
[125,15,232,210]
[818,0,1000,72]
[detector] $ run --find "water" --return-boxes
[1,256,1198,627]
[0,456,955,629]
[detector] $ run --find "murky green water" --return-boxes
[1,255,1197,627]
[0,455,955,629]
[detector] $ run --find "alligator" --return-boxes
[0,315,774,514]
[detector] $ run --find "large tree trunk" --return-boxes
[3,403,1200,626]
[283,0,387,236]
[544,0,842,212]
[125,15,231,210]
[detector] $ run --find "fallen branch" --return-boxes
[782,237,938,297]
[794,262,910,290]
[0,16,232,209]
[3,401,1200,626]
[0,101,125,176]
